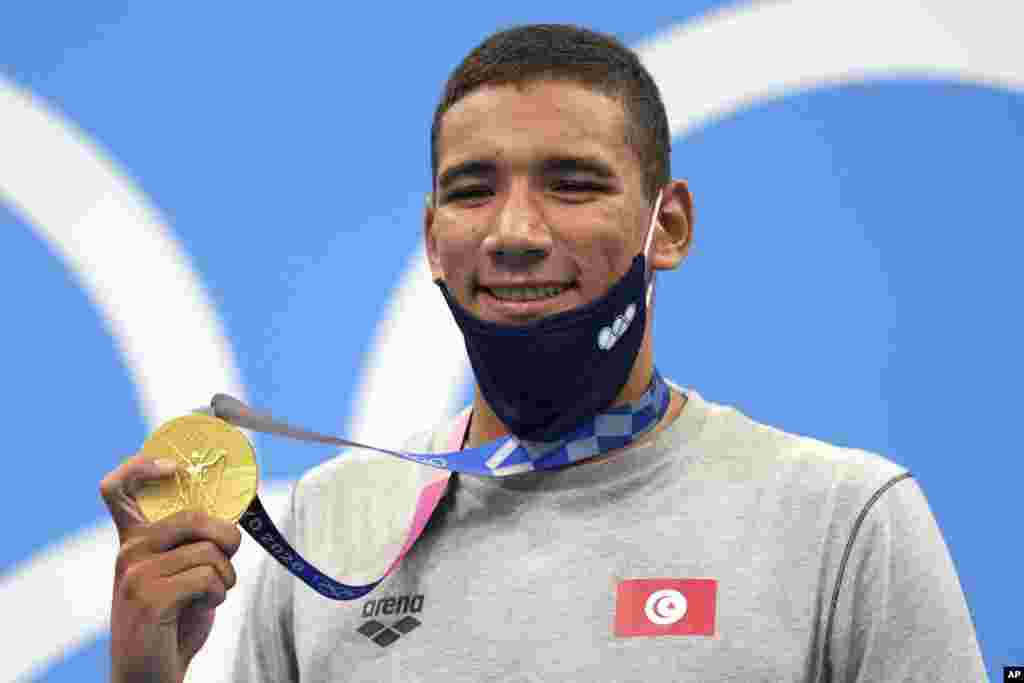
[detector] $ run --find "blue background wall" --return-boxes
[1,2,1020,680]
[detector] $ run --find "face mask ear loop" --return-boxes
[643,189,665,310]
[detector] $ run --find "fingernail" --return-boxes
[152,458,178,471]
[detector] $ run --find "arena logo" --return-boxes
[1,0,1022,680]
[362,592,426,618]
[358,593,427,648]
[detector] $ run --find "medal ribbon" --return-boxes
[221,369,671,600]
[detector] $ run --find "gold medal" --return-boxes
[136,413,259,523]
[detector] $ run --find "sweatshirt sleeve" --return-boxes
[826,474,987,682]
[229,489,301,683]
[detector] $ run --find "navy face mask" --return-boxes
[436,190,664,442]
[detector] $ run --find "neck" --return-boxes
[465,335,658,450]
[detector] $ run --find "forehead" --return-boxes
[436,80,634,174]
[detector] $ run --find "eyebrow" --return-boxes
[437,155,618,190]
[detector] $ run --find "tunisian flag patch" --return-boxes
[614,578,717,637]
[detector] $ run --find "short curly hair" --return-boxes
[430,24,671,203]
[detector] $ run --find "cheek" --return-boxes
[432,218,479,282]
[566,241,629,305]
[579,227,638,287]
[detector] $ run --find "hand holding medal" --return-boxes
[100,416,247,683]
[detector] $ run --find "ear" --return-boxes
[649,180,694,272]
[424,192,445,281]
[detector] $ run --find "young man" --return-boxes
[102,24,986,683]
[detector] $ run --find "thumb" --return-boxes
[99,452,180,541]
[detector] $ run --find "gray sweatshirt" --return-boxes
[230,382,986,682]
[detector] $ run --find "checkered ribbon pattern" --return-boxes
[480,368,672,476]
[292,367,673,478]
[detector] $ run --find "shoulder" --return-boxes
[682,387,911,514]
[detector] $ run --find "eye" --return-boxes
[550,181,607,203]
[552,180,606,193]
[445,186,493,202]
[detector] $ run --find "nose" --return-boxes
[483,182,553,270]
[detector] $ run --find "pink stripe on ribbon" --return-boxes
[382,408,468,575]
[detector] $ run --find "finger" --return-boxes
[100,453,180,539]
[151,540,237,591]
[177,602,218,662]
[157,565,229,623]
[120,509,242,566]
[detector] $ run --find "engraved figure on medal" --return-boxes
[173,441,228,515]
